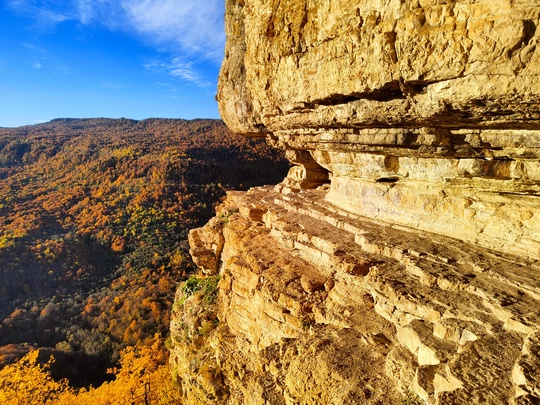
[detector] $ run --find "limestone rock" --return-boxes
[188,216,225,275]
[217,0,540,261]
[171,0,540,404]
[218,0,540,133]
[171,188,540,404]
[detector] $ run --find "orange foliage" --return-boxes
[0,117,288,386]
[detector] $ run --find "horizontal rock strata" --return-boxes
[217,0,540,261]
[219,0,540,134]
[172,186,540,404]
[171,0,540,404]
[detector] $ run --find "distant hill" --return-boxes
[0,118,288,386]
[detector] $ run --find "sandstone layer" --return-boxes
[172,188,540,404]
[218,0,540,260]
[171,0,540,404]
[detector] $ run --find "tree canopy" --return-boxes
[0,118,288,388]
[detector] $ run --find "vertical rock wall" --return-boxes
[170,1,540,404]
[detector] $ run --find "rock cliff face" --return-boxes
[170,1,540,404]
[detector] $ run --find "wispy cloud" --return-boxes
[7,0,72,30]
[22,42,66,74]
[7,0,225,83]
[121,0,225,62]
[145,57,212,87]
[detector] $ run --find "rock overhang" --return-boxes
[217,0,540,260]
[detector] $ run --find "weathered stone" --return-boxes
[171,0,540,403]
[219,1,540,133]
[217,0,540,261]
[188,216,226,275]
[171,188,540,404]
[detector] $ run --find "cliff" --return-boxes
[170,1,540,404]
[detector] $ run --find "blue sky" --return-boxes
[0,0,225,127]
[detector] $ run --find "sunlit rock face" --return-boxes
[217,0,540,260]
[173,187,540,404]
[170,1,540,404]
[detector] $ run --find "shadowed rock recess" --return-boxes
[170,1,540,404]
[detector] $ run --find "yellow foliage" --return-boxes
[0,350,72,404]
[0,235,14,250]
[112,148,135,159]
[0,337,183,405]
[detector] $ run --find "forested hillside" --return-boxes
[0,118,288,387]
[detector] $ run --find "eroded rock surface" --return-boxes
[218,0,540,260]
[171,0,540,404]
[172,188,540,404]
[219,0,540,133]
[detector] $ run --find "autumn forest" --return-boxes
[0,118,288,402]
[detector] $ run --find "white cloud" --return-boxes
[75,0,128,29]
[120,0,225,62]
[7,0,225,85]
[21,42,71,75]
[7,0,71,30]
[145,57,212,87]
[8,0,225,62]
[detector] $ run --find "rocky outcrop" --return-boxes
[218,0,540,260]
[219,0,540,133]
[172,188,540,404]
[171,0,540,404]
